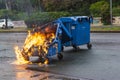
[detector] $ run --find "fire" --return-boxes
[14,46,31,65]
[14,25,56,65]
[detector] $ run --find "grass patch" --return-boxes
[0,27,33,32]
[91,26,120,31]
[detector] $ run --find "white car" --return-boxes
[0,19,14,29]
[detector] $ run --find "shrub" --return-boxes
[25,12,70,28]
[0,9,26,20]
[90,1,111,25]
[112,7,120,16]
[0,9,13,19]
[12,12,28,20]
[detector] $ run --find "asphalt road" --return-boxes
[0,33,120,80]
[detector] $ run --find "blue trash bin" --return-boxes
[46,16,93,60]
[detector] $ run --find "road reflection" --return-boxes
[14,64,80,80]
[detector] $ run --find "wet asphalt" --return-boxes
[0,33,120,80]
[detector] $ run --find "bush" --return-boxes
[0,9,26,20]
[0,9,13,19]
[11,12,28,20]
[25,12,70,28]
[101,12,111,25]
[90,1,111,25]
[112,7,120,16]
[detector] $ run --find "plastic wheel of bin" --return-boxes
[38,56,46,63]
[57,53,63,60]
[87,43,92,49]
[72,45,79,51]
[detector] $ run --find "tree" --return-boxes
[39,0,92,15]
[90,1,111,25]
[30,0,43,11]
[0,0,6,9]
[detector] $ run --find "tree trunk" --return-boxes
[5,0,12,10]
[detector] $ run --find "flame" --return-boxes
[44,58,49,64]
[14,25,56,65]
[14,46,31,65]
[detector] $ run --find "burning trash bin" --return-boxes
[14,16,93,64]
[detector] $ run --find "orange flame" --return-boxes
[14,25,56,65]
[14,46,31,65]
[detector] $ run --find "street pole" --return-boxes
[110,0,112,25]
[5,14,8,29]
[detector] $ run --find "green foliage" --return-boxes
[30,0,43,11]
[112,7,120,16]
[0,9,26,20]
[25,12,70,28]
[73,2,90,16]
[0,1,5,9]
[41,0,91,16]
[12,12,28,20]
[0,9,14,19]
[90,1,111,25]
[101,12,111,25]
[90,1,109,16]
[1,0,120,26]
[48,12,71,20]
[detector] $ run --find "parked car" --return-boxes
[0,19,14,29]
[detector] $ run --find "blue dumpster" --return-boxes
[46,16,93,60]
